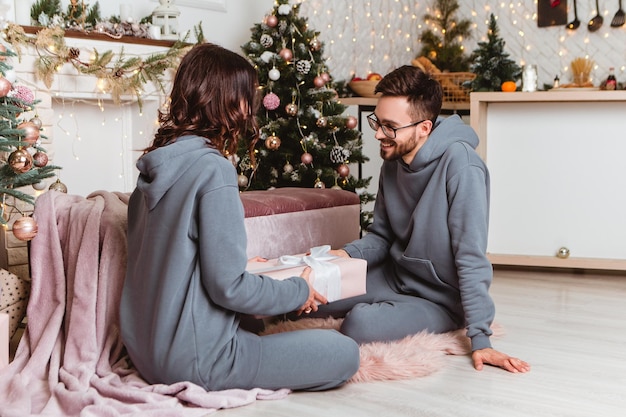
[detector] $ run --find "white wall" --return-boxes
[301,0,626,87]
[48,0,273,53]
[7,0,626,196]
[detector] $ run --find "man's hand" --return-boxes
[329,249,350,258]
[472,348,530,373]
[296,267,328,315]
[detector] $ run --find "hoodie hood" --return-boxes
[408,114,479,172]
[136,135,222,210]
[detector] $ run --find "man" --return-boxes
[320,65,529,373]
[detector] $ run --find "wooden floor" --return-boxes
[217,267,626,417]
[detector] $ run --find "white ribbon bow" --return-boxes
[278,245,342,302]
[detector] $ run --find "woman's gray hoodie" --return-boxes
[120,135,309,389]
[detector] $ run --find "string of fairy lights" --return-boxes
[14,62,167,195]
[298,0,626,86]
[9,0,626,195]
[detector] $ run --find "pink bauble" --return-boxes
[313,75,326,88]
[17,121,40,145]
[279,48,293,62]
[266,15,278,27]
[300,152,313,165]
[12,85,35,106]
[12,216,38,241]
[321,72,331,82]
[337,164,350,178]
[345,115,358,129]
[33,151,49,167]
[0,77,12,97]
[262,92,280,110]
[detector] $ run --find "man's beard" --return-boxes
[378,132,418,161]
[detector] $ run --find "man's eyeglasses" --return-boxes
[366,113,426,139]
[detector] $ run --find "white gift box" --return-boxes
[247,245,367,302]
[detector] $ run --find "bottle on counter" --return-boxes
[553,75,560,89]
[606,67,617,90]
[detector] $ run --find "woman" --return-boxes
[120,43,359,392]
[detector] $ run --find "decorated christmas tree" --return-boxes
[469,14,522,92]
[0,46,59,240]
[240,0,374,226]
[418,0,472,72]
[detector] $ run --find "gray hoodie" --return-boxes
[344,115,494,351]
[120,135,309,390]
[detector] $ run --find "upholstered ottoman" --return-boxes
[241,188,361,259]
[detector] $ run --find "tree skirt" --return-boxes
[262,318,496,383]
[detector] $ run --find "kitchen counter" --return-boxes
[470,90,626,271]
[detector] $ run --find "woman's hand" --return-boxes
[471,348,530,373]
[247,256,267,262]
[296,266,328,315]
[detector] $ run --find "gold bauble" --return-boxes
[285,103,298,116]
[556,247,570,259]
[316,117,328,128]
[265,135,281,150]
[8,149,33,173]
[49,179,68,193]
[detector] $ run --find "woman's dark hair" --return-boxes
[374,65,443,124]
[145,43,260,159]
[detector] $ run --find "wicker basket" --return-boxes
[432,72,476,103]
[348,80,381,98]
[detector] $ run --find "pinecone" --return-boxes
[296,60,311,75]
[68,47,80,61]
[260,34,273,48]
[330,146,350,163]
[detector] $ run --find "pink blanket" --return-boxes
[0,190,288,416]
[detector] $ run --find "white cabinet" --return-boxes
[471,91,626,271]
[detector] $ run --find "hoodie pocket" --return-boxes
[396,255,457,296]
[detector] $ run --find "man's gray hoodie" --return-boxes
[344,114,495,351]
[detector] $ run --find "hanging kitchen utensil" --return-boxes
[610,0,625,26]
[588,0,604,31]
[567,0,581,28]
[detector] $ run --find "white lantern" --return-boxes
[151,0,180,40]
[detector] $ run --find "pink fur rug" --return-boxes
[263,318,501,383]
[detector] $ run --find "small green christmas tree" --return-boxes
[241,0,374,227]
[470,14,522,92]
[0,46,59,238]
[418,0,472,72]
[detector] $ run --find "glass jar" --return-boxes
[522,65,538,92]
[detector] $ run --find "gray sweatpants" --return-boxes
[249,328,360,391]
[309,262,463,344]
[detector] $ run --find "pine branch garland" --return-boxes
[2,23,193,108]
